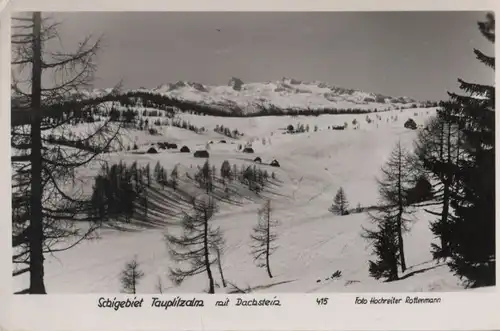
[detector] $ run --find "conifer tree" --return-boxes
[156,165,168,189]
[120,257,144,294]
[170,165,178,190]
[329,187,349,215]
[145,163,151,187]
[436,13,495,287]
[220,160,232,184]
[154,161,162,181]
[412,115,461,259]
[362,214,400,281]
[195,161,213,193]
[211,165,217,181]
[232,164,238,180]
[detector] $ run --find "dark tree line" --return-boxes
[27,87,426,122]
[90,161,158,222]
[171,118,205,134]
[214,124,242,138]
[192,159,272,195]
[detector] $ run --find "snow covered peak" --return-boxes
[280,77,302,85]
[228,77,244,91]
[85,77,425,115]
[166,81,208,92]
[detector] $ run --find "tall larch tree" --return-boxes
[11,12,123,294]
[362,141,415,280]
[250,199,279,278]
[412,114,463,259]
[164,195,224,293]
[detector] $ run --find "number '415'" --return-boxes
[316,297,329,305]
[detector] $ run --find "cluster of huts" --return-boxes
[253,156,280,167]
[143,140,280,167]
[146,142,210,158]
[146,141,177,154]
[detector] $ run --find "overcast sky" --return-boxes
[44,11,494,101]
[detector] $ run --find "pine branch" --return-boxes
[477,16,495,43]
[457,79,494,98]
[473,49,495,69]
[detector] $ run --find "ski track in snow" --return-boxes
[13,107,484,294]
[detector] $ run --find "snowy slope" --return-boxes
[13,106,481,294]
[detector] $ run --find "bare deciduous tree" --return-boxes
[164,195,224,293]
[362,141,415,280]
[11,12,124,294]
[214,244,227,288]
[250,199,279,278]
[412,114,463,259]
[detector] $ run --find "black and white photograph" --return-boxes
[9,10,495,297]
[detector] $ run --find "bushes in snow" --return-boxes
[171,119,205,134]
[214,124,242,138]
[194,150,210,158]
[404,118,417,130]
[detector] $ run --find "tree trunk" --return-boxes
[266,244,273,278]
[396,213,406,273]
[438,122,455,258]
[265,201,273,278]
[203,210,215,293]
[132,272,136,294]
[440,183,450,257]
[216,248,226,288]
[397,146,407,273]
[29,12,46,294]
[390,258,399,281]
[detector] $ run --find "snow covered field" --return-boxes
[13,106,482,294]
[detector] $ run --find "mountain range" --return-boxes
[64,77,442,118]
[88,77,432,115]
